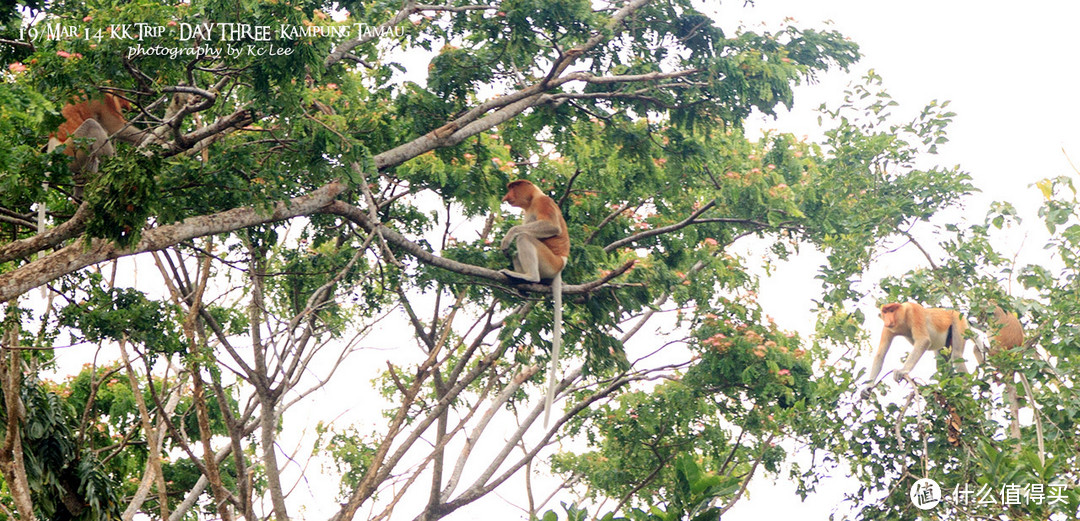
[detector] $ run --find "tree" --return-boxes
[0,0,1033,520]
[814,166,1080,519]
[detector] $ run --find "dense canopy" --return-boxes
[1,1,1079,520]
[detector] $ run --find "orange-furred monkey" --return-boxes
[969,306,1025,442]
[866,302,969,386]
[970,306,1024,364]
[500,180,569,426]
[500,180,569,282]
[37,93,144,255]
[47,93,142,179]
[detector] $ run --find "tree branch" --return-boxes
[0,182,347,302]
[324,200,635,295]
[0,202,92,264]
[415,4,497,13]
[325,0,419,67]
[552,69,701,87]
[0,213,36,229]
[717,434,776,516]
[368,0,655,173]
[603,200,717,253]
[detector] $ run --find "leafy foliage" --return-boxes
[58,276,185,357]
[0,376,122,520]
[0,0,1071,520]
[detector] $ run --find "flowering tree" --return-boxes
[2,1,1063,520]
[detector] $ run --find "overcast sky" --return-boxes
[719,1,1080,204]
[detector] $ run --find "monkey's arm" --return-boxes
[501,220,561,250]
[866,330,895,384]
[58,119,115,176]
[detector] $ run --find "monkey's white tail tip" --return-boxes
[543,273,562,427]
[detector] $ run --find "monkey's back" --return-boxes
[537,196,569,257]
[53,94,129,142]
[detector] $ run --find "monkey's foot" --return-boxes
[500,269,540,283]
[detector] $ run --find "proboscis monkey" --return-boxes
[36,93,145,263]
[969,306,1025,442]
[865,302,970,387]
[47,93,143,192]
[500,180,569,426]
[970,306,1023,364]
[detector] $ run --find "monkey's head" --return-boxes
[880,303,902,328]
[503,179,538,209]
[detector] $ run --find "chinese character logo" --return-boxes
[910,478,942,510]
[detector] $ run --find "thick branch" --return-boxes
[0,326,36,521]
[324,200,634,294]
[0,203,92,264]
[0,182,346,302]
[325,0,419,67]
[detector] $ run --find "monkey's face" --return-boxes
[502,181,534,209]
[880,306,899,329]
[881,312,895,328]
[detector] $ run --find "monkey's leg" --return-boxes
[947,341,971,374]
[500,235,542,282]
[948,319,971,373]
[968,323,989,366]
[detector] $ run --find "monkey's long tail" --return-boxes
[543,272,563,427]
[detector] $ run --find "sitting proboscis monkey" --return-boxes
[500,179,569,426]
[47,93,143,191]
